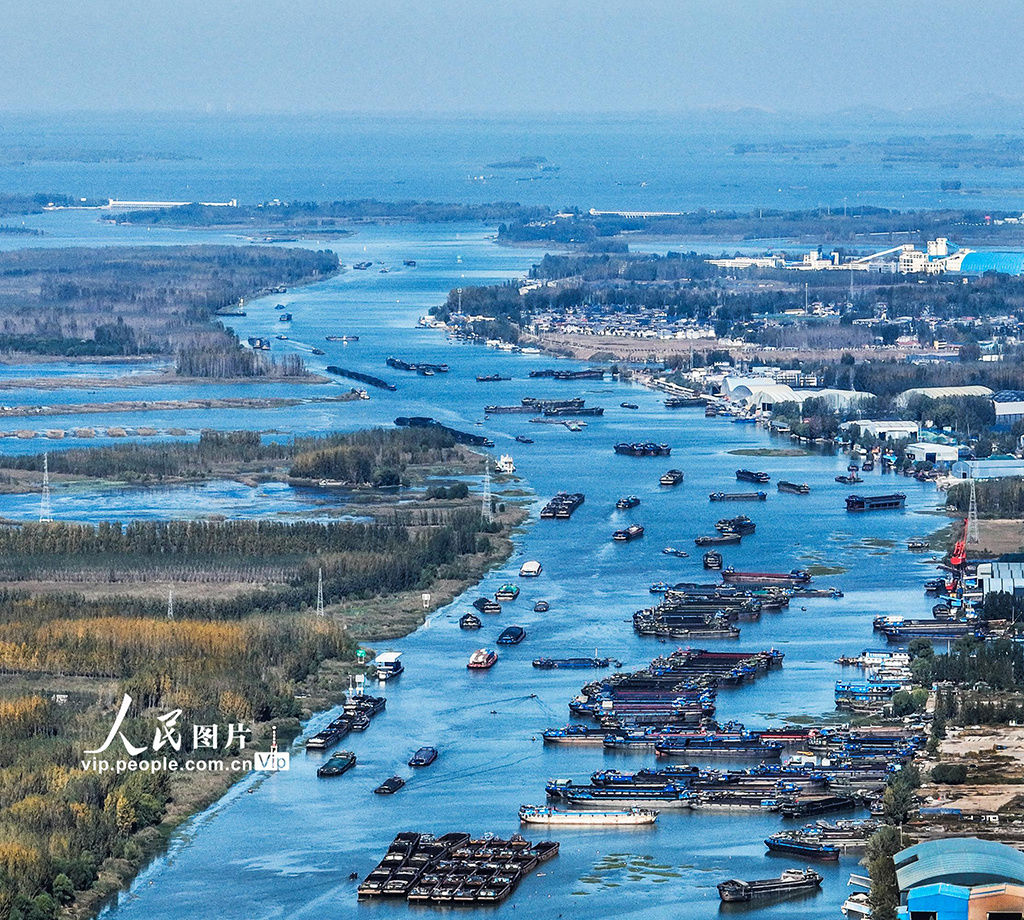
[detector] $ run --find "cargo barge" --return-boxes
[393,416,494,447]
[386,356,450,374]
[529,368,605,379]
[709,491,767,501]
[615,442,672,457]
[358,832,558,903]
[778,481,810,494]
[519,805,658,826]
[736,469,770,484]
[717,868,823,903]
[721,567,810,587]
[845,492,906,512]
[540,491,585,519]
[325,365,396,391]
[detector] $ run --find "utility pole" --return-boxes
[481,463,492,522]
[967,479,980,545]
[39,453,52,523]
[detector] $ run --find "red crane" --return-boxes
[946,517,970,594]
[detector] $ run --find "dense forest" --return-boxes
[0,426,462,485]
[0,245,338,372]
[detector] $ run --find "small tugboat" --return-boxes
[703,550,724,570]
[659,469,684,486]
[373,776,406,795]
[717,868,823,902]
[408,747,438,767]
[310,347,325,355]
[519,560,543,577]
[764,834,839,860]
[778,481,810,494]
[497,625,526,645]
[515,435,534,444]
[616,495,641,509]
[736,469,770,484]
[694,533,741,546]
[472,596,502,614]
[317,750,356,778]
[662,547,689,558]
[459,612,482,630]
[907,539,930,551]
[533,600,550,613]
[468,648,499,669]
[519,805,657,826]
[835,473,863,485]
[620,402,639,409]
[613,524,645,542]
[495,583,520,601]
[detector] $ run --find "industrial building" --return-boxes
[904,441,963,468]
[895,386,994,408]
[992,391,1024,427]
[976,560,1024,598]
[842,420,921,441]
[951,457,1024,480]
[895,837,1024,920]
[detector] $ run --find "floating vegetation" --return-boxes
[805,563,848,576]
[728,447,809,457]
[576,854,684,894]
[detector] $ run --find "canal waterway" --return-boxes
[0,211,949,919]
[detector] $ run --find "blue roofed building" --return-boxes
[958,252,1024,276]
[894,837,1024,920]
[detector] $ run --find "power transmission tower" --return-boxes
[316,567,325,617]
[39,453,52,522]
[481,463,492,521]
[967,478,980,545]
[167,588,174,620]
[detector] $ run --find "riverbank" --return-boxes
[0,371,331,390]
[0,391,362,420]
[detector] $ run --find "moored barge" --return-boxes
[615,442,672,457]
[845,492,906,512]
[736,469,770,484]
[717,868,823,902]
[778,481,810,494]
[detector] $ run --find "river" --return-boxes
[0,208,949,919]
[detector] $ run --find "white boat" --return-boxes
[519,560,542,577]
[841,891,872,918]
[518,805,658,826]
[497,454,516,474]
[371,651,403,681]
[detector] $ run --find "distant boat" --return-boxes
[373,775,405,795]
[515,435,534,444]
[533,600,550,613]
[372,651,404,681]
[620,402,639,410]
[497,625,526,645]
[317,750,356,778]
[459,613,482,630]
[495,583,520,601]
[662,547,689,558]
[325,335,360,342]
[403,259,417,267]
[278,312,292,322]
[408,746,438,767]
[519,560,542,577]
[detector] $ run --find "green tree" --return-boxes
[866,825,902,920]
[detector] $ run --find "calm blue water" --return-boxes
[2,111,1024,211]
[0,119,959,918]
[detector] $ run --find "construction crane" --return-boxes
[946,517,970,594]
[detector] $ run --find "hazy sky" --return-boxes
[1,0,1020,114]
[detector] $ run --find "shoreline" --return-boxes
[0,371,332,390]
